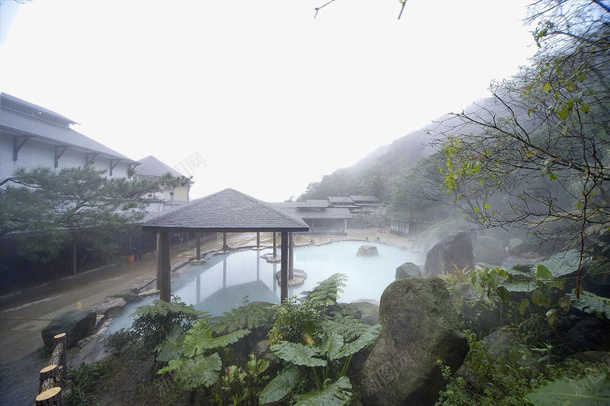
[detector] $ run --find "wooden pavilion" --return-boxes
[141,188,309,302]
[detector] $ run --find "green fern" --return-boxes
[320,315,373,342]
[210,301,275,334]
[158,353,222,390]
[304,273,348,306]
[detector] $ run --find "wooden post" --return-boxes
[256,232,260,249]
[280,231,288,302]
[50,333,67,381]
[35,387,62,405]
[196,233,201,261]
[289,232,294,279]
[272,232,277,259]
[222,232,229,252]
[39,365,59,393]
[158,231,171,302]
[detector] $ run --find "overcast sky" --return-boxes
[0,0,536,202]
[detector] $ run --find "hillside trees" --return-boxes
[0,164,188,274]
[437,0,609,295]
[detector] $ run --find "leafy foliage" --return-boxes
[210,302,275,335]
[130,296,208,354]
[304,273,347,307]
[0,164,188,273]
[157,318,250,390]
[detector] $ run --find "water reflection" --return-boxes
[107,241,422,332]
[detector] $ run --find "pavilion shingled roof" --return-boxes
[142,188,309,233]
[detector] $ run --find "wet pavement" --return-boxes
[0,236,228,406]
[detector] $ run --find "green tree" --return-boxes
[0,164,187,274]
[437,0,609,296]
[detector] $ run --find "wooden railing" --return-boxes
[35,333,67,406]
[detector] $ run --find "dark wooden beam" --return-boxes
[280,231,289,302]
[54,145,68,168]
[85,153,98,164]
[13,135,30,161]
[157,231,171,302]
[289,232,294,279]
[109,159,121,176]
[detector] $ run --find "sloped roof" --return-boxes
[0,93,136,163]
[142,188,310,232]
[277,206,353,220]
[328,196,354,204]
[350,195,380,203]
[136,155,183,178]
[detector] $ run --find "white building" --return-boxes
[0,92,137,182]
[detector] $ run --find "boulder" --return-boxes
[567,317,610,351]
[110,289,142,304]
[357,244,379,257]
[89,297,127,318]
[41,309,96,352]
[356,277,469,406]
[395,262,422,280]
[474,236,508,266]
[424,232,475,275]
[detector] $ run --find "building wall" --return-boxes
[1,134,132,181]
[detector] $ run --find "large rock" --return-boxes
[395,262,422,280]
[356,277,469,406]
[357,244,379,257]
[41,309,96,352]
[567,317,610,351]
[424,232,475,275]
[89,297,127,318]
[474,236,508,266]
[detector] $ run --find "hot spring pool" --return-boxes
[106,240,423,333]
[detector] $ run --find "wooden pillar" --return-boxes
[223,256,227,289]
[222,232,229,251]
[35,387,62,406]
[158,231,171,302]
[256,232,260,249]
[280,231,288,302]
[272,232,277,259]
[50,333,67,381]
[196,233,201,261]
[39,365,59,393]
[288,232,294,279]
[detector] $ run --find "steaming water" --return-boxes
[106,241,423,333]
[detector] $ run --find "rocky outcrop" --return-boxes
[356,277,469,406]
[395,262,422,279]
[474,236,508,266]
[89,297,127,318]
[424,232,475,275]
[41,310,96,352]
[567,317,610,351]
[357,244,379,257]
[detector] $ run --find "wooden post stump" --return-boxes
[50,333,67,381]
[35,386,62,406]
[39,364,59,393]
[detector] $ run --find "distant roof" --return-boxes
[0,92,136,163]
[277,200,329,209]
[142,188,310,233]
[277,206,353,220]
[350,195,381,203]
[328,196,354,203]
[136,155,184,178]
